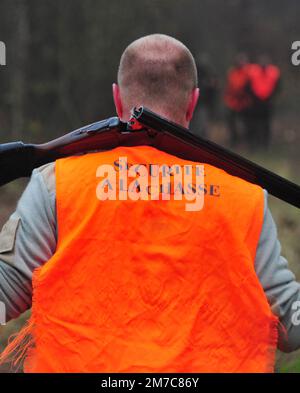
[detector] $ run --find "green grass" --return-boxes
[280,358,300,373]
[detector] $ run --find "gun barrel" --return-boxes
[0,107,299,209]
[133,106,300,208]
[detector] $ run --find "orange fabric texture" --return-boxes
[224,66,252,111]
[1,146,278,372]
[248,64,280,100]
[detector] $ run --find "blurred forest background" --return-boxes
[0,0,300,372]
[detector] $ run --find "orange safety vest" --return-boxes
[1,145,278,372]
[248,64,280,101]
[224,66,252,112]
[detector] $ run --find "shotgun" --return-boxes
[0,106,299,208]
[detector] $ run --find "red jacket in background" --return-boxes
[247,64,280,101]
[224,65,252,112]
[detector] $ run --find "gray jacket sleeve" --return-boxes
[0,163,56,321]
[255,190,300,352]
[0,169,299,353]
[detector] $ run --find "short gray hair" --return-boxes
[118,34,198,120]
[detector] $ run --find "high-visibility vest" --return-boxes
[224,66,252,111]
[248,64,280,101]
[1,146,278,372]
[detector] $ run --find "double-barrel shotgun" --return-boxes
[0,106,299,208]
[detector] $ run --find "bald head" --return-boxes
[116,34,198,125]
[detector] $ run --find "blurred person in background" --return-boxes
[246,55,281,149]
[224,53,253,148]
[192,53,219,138]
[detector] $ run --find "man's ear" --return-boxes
[112,83,123,119]
[186,87,200,123]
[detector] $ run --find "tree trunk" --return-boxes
[10,0,29,140]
